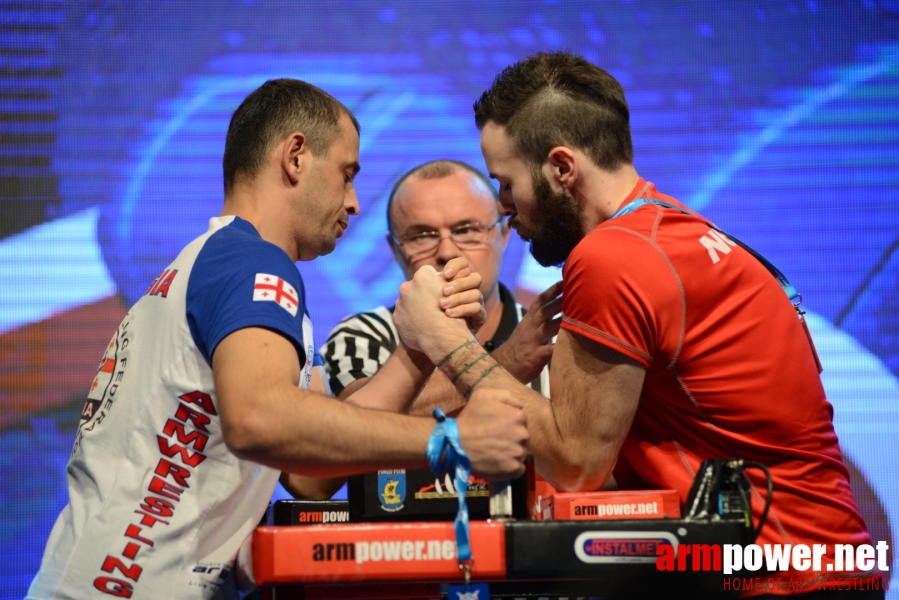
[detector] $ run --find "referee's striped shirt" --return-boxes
[320,283,551,398]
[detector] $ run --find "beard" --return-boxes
[515,171,584,267]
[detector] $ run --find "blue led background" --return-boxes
[1,1,897,596]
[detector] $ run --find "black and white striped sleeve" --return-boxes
[319,306,400,397]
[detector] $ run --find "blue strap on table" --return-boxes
[425,408,472,565]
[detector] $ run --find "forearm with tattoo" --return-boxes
[435,340,507,398]
[449,352,489,384]
[435,339,477,368]
[461,363,502,398]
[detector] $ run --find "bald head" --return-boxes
[387,160,497,235]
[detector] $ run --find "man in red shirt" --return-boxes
[392,52,880,598]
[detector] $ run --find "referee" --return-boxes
[323,160,561,413]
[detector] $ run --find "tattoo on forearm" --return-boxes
[435,339,476,369]
[450,352,489,385]
[463,363,502,398]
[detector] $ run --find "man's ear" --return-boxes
[386,232,400,260]
[281,131,309,185]
[386,232,407,266]
[545,146,577,191]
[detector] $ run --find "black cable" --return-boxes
[743,461,774,543]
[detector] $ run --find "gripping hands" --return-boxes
[394,257,529,480]
[394,257,485,354]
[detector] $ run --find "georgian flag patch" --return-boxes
[253,273,299,317]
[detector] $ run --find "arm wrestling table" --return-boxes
[243,518,750,599]
[240,460,760,599]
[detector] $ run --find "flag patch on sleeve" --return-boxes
[252,273,299,317]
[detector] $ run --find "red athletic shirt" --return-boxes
[561,178,874,591]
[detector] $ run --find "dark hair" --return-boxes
[386,160,498,234]
[473,51,633,171]
[223,78,360,194]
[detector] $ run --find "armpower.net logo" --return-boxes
[312,539,456,564]
[577,536,890,594]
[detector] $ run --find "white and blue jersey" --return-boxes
[28,216,317,600]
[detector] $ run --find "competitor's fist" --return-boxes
[456,389,529,480]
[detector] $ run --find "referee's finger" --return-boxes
[443,273,481,296]
[441,288,482,308]
[442,257,470,280]
[445,303,483,319]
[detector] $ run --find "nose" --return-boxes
[434,234,463,267]
[346,188,360,216]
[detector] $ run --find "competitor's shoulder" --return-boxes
[194,217,300,283]
[569,221,651,265]
[205,216,294,259]
[564,222,675,292]
[186,218,307,363]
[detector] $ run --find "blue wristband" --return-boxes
[425,409,473,565]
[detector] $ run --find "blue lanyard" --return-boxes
[425,409,472,566]
[609,198,800,304]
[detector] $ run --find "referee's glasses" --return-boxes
[390,217,504,260]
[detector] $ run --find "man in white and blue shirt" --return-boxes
[28,80,529,600]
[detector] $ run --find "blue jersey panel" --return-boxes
[186,217,307,366]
